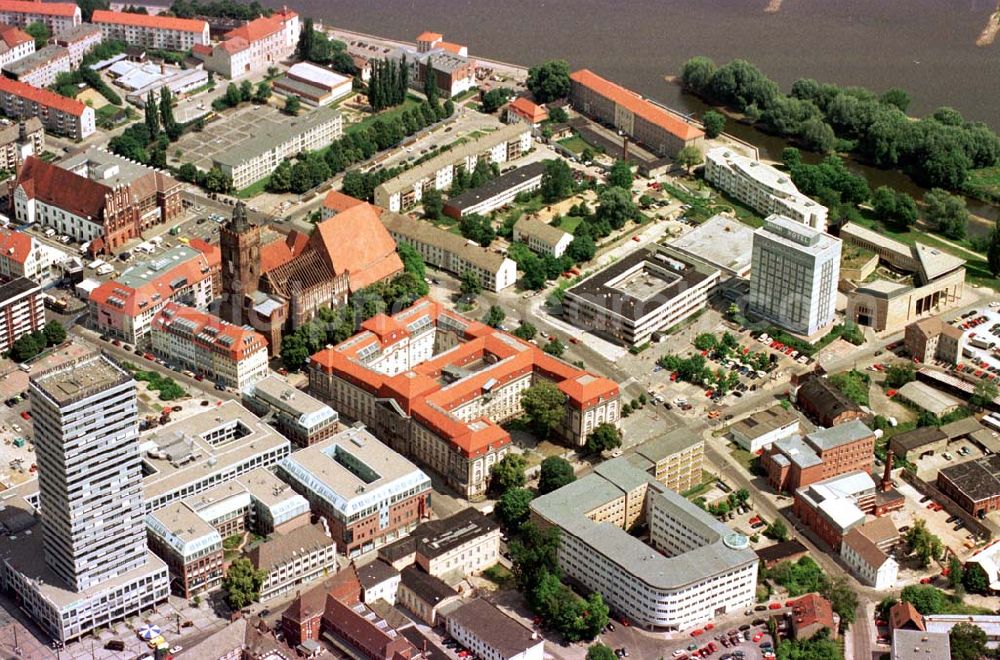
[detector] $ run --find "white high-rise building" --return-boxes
[0,352,169,643]
[749,214,842,337]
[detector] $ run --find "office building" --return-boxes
[629,429,705,495]
[195,9,299,80]
[145,502,223,598]
[0,0,80,35]
[530,457,758,630]
[0,353,169,643]
[90,10,209,51]
[379,507,500,577]
[749,214,841,337]
[668,214,755,279]
[937,454,1000,517]
[792,471,877,549]
[242,374,340,447]
[88,242,222,345]
[309,298,619,499]
[212,107,342,190]
[277,425,433,558]
[51,23,101,68]
[0,276,43,353]
[761,420,876,492]
[273,62,353,107]
[0,223,50,282]
[0,76,94,138]
[841,222,966,333]
[730,405,800,453]
[2,44,70,88]
[904,316,964,365]
[151,302,269,390]
[444,161,547,219]
[444,598,545,660]
[705,148,828,232]
[512,213,574,258]
[0,22,32,69]
[563,243,720,347]
[381,211,518,292]
[374,124,532,211]
[569,68,704,158]
[246,523,338,601]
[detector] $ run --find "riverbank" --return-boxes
[976,3,1000,47]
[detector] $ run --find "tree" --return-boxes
[950,622,988,660]
[586,423,621,454]
[490,453,527,494]
[962,562,990,595]
[586,644,617,660]
[539,456,576,494]
[460,270,482,298]
[297,16,314,60]
[880,88,911,112]
[607,160,633,189]
[947,556,965,590]
[764,519,789,542]
[702,110,726,138]
[24,21,48,49]
[923,188,969,240]
[675,145,703,173]
[540,159,574,203]
[822,575,858,629]
[595,186,638,230]
[422,56,438,104]
[989,219,1000,278]
[521,381,568,438]
[508,523,561,591]
[971,378,998,409]
[224,82,242,107]
[543,338,565,357]
[484,305,506,328]
[43,321,66,346]
[496,487,534,529]
[239,79,253,103]
[280,333,310,371]
[513,322,537,341]
[222,557,266,610]
[9,332,43,362]
[526,59,571,103]
[885,363,916,388]
[421,188,443,220]
[680,56,717,95]
[905,520,943,567]
[482,87,514,113]
[566,234,596,263]
[144,92,160,138]
[253,81,272,104]
[283,94,301,115]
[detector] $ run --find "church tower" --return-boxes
[219,201,261,325]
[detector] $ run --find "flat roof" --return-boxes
[2,45,66,75]
[146,501,221,557]
[278,426,431,518]
[772,435,823,469]
[669,214,755,276]
[635,427,703,463]
[807,420,873,451]
[939,454,1000,504]
[244,375,338,429]
[445,161,547,212]
[731,405,799,441]
[285,62,350,88]
[31,351,131,407]
[565,244,718,322]
[756,214,841,255]
[117,244,207,288]
[214,107,341,167]
[892,629,950,660]
[531,457,757,590]
[0,275,39,303]
[409,507,498,560]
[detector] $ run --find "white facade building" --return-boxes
[0,76,94,138]
[0,276,43,353]
[2,44,70,88]
[513,213,574,258]
[250,524,337,601]
[531,458,758,631]
[749,214,842,337]
[841,528,898,590]
[705,147,829,232]
[445,598,545,660]
[0,0,80,35]
[0,227,50,283]
[0,22,33,70]
[198,9,299,80]
[729,405,800,454]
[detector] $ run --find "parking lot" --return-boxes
[887,479,984,564]
[952,305,1000,374]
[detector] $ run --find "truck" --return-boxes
[968,334,994,350]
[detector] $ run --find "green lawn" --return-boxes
[345,95,423,136]
[555,215,583,234]
[729,444,756,472]
[236,176,271,199]
[557,135,590,154]
[964,165,1000,204]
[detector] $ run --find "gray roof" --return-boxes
[0,276,40,304]
[806,420,873,451]
[669,214,755,276]
[214,107,341,167]
[31,351,130,406]
[400,565,456,605]
[513,212,572,248]
[731,405,799,441]
[3,45,68,76]
[375,124,529,197]
[891,629,950,660]
[356,559,399,589]
[772,435,823,469]
[938,454,1000,504]
[447,161,547,213]
[635,427,702,463]
[531,459,757,591]
[54,24,102,42]
[381,211,511,274]
[445,598,540,657]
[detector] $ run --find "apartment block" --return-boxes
[90,10,209,51]
[2,44,70,88]
[278,425,433,558]
[0,22,32,69]
[51,23,101,68]
[0,224,51,283]
[0,276,42,353]
[749,214,841,337]
[151,302,269,390]
[512,212,573,258]
[444,161,547,220]
[904,317,964,365]
[0,76,94,138]
[0,1,80,35]
[705,148,829,232]
[381,211,518,292]
[374,124,532,211]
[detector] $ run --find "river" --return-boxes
[269,0,1000,228]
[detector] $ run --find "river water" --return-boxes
[282,0,1000,227]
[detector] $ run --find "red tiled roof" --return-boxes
[889,602,925,631]
[191,43,212,57]
[321,190,367,215]
[15,156,108,220]
[152,301,268,361]
[438,41,465,54]
[260,230,308,274]
[0,0,78,17]
[218,36,248,54]
[91,10,207,33]
[0,227,33,265]
[0,23,30,49]
[508,97,548,123]
[310,203,403,292]
[416,31,442,42]
[789,593,835,635]
[570,69,704,142]
[0,76,86,116]
[224,9,296,44]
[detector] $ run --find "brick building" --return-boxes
[796,376,868,427]
[762,421,876,492]
[905,316,964,365]
[937,454,1000,517]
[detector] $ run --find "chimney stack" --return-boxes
[880,449,894,492]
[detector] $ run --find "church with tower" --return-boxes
[218,199,404,351]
